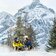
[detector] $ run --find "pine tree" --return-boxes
[15,16,26,41]
[16,17,23,36]
[48,18,56,49]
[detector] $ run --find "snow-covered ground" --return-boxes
[0,45,56,56]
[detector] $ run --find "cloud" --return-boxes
[0,0,32,15]
[40,0,56,12]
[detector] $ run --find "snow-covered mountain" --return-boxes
[0,12,16,43]
[15,0,55,48]
[0,0,55,49]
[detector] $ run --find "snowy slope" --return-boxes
[0,12,16,43]
[0,45,56,56]
[15,0,55,48]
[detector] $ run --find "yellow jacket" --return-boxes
[12,42,24,47]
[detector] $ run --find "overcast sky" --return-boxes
[0,0,56,15]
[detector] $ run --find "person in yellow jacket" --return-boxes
[12,40,24,50]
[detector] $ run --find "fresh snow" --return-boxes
[0,45,56,56]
